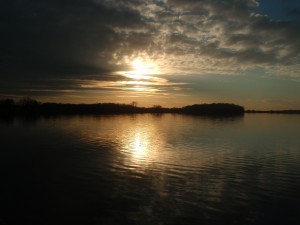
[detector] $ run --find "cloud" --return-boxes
[1,0,300,100]
[165,0,300,67]
[0,0,145,76]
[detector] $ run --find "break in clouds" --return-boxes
[1,0,300,99]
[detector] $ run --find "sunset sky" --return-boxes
[1,0,300,110]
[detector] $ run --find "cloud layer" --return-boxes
[1,0,300,102]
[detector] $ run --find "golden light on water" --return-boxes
[122,127,153,166]
[78,115,218,174]
[131,132,150,161]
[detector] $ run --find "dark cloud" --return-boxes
[0,0,145,77]
[286,8,300,20]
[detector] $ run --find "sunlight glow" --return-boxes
[125,58,158,80]
[132,133,149,160]
[123,129,152,167]
[112,56,173,95]
[132,59,150,76]
[120,124,163,169]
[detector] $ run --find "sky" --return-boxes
[1,0,300,110]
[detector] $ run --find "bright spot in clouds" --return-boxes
[125,58,159,80]
[132,59,151,76]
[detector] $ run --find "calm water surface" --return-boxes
[1,114,300,225]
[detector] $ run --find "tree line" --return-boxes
[0,98,245,116]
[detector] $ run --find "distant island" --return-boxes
[0,98,244,116]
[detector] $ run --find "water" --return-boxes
[0,114,300,225]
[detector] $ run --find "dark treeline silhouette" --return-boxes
[181,103,244,115]
[0,98,245,116]
[246,109,300,114]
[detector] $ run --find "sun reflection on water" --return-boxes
[121,125,159,169]
[76,115,227,173]
[131,132,149,161]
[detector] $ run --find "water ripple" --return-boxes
[1,114,300,224]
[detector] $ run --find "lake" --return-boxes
[1,114,300,225]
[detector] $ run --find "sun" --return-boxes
[118,58,159,80]
[132,59,150,76]
[128,59,157,79]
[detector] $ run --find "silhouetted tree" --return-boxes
[130,101,138,107]
[18,97,40,107]
[152,105,162,109]
[0,99,15,115]
[0,99,246,116]
[0,98,15,107]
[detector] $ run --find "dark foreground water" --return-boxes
[1,114,300,225]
